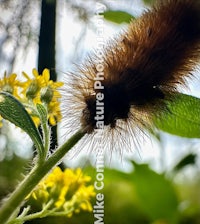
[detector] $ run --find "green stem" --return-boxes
[10,201,54,223]
[0,130,85,224]
[43,120,50,159]
[36,104,50,160]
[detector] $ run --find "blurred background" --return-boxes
[0,0,200,223]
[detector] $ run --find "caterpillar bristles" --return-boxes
[61,0,200,154]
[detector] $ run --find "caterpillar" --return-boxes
[62,0,200,153]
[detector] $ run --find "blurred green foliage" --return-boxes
[143,0,156,6]
[1,154,199,224]
[0,155,28,201]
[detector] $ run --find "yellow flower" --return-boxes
[0,69,63,127]
[22,69,44,100]
[27,167,95,217]
[21,68,63,126]
[39,69,63,126]
[47,101,62,126]
[0,73,21,98]
[71,185,95,212]
[40,69,63,104]
[0,72,24,127]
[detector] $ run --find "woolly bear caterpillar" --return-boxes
[62,0,200,153]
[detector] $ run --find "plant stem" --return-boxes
[37,103,50,160]
[0,129,85,224]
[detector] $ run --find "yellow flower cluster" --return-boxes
[0,69,63,127]
[28,167,95,217]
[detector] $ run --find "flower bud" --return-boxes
[26,81,39,99]
[40,86,53,104]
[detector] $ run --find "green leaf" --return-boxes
[85,163,179,223]
[154,93,200,138]
[132,161,179,222]
[101,10,135,24]
[0,92,44,156]
[84,166,150,223]
[143,0,156,5]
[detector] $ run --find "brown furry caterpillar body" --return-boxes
[62,0,200,150]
